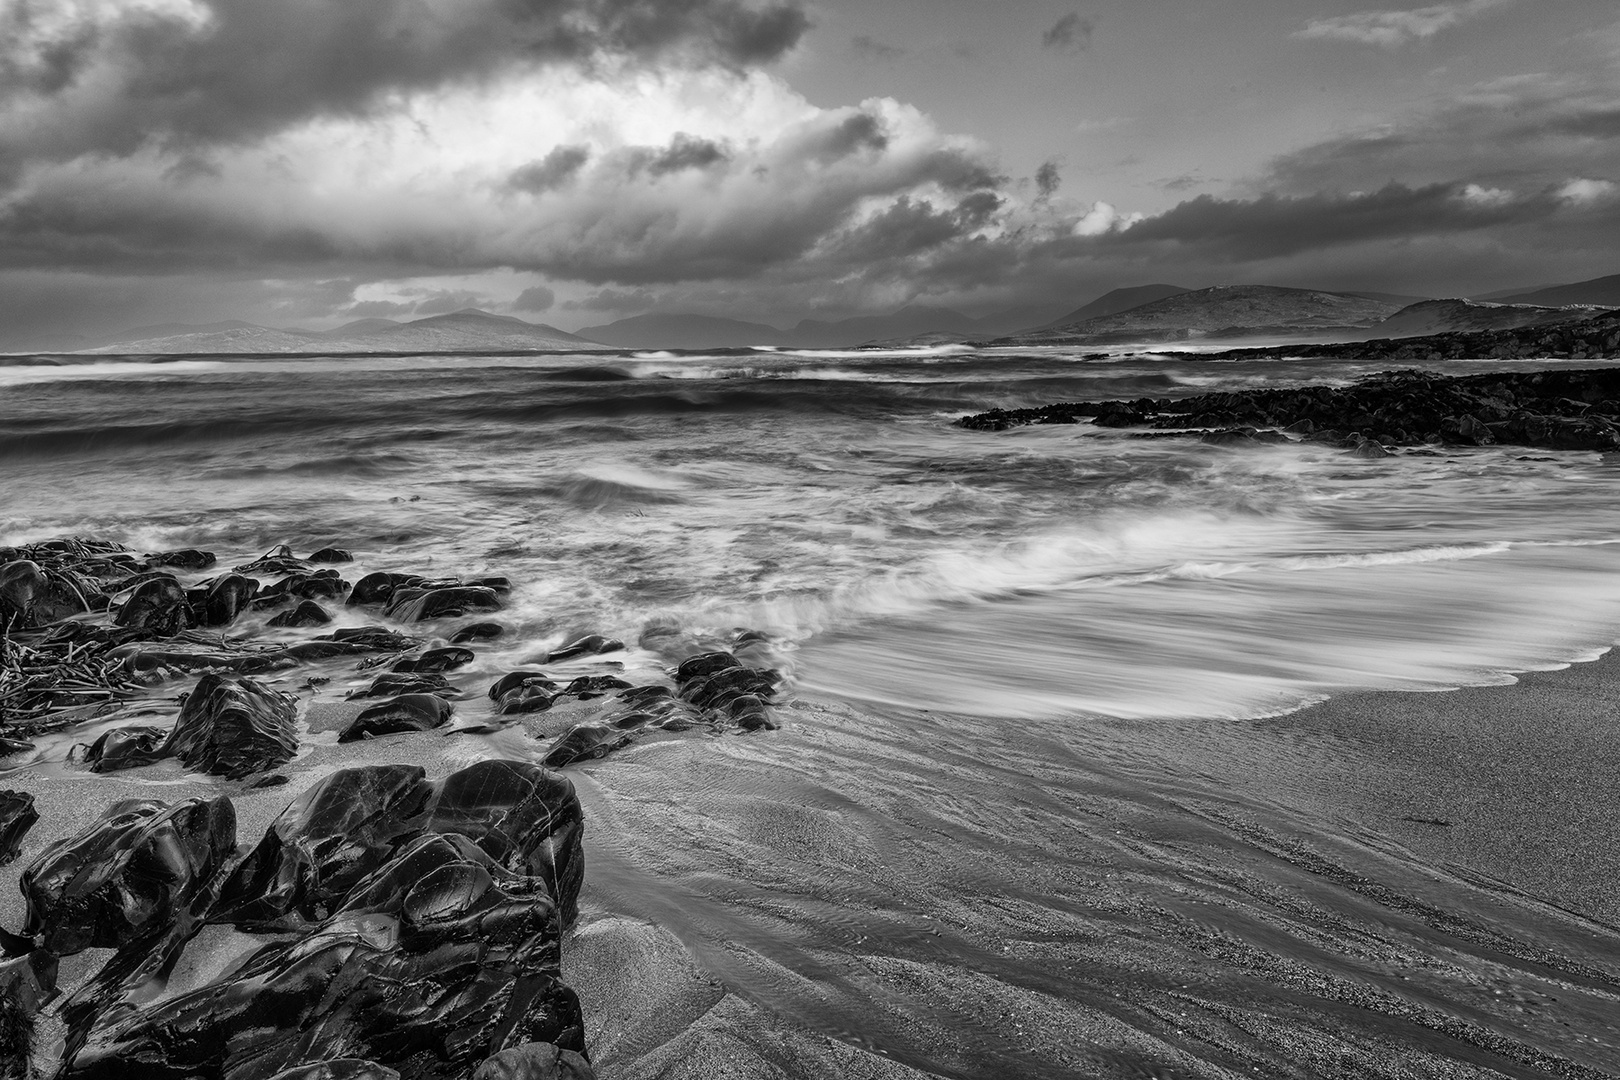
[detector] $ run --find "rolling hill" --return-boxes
[1367,299,1602,338]
[1491,273,1620,308]
[1002,285,1403,345]
[78,309,608,354]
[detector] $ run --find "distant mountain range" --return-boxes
[1364,298,1603,338]
[577,302,1072,350]
[14,271,1616,355]
[68,310,607,354]
[999,285,1409,345]
[1487,272,1620,308]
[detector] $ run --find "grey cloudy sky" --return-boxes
[0,0,1617,339]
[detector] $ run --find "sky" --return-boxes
[0,0,1617,341]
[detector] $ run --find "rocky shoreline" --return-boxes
[958,365,1620,456]
[1200,308,1620,362]
[0,538,784,1079]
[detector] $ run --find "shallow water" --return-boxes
[5,347,1620,1076]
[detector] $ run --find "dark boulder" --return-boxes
[393,646,475,674]
[384,586,502,622]
[674,651,741,682]
[0,949,57,1080]
[213,760,584,930]
[194,572,258,627]
[489,671,557,700]
[340,694,454,741]
[65,833,584,1080]
[545,634,623,663]
[0,737,31,758]
[0,791,38,866]
[347,572,424,606]
[19,796,235,955]
[234,545,308,576]
[83,725,169,774]
[496,687,555,715]
[115,575,190,635]
[0,560,47,628]
[451,621,504,643]
[326,627,421,651]
[347,672,456,700]
[557,675,633,699]
[306,548,355,564]
[146,549,216,571]
[542,725,634,769]
[166,673,299,779]
[268,599,333,628]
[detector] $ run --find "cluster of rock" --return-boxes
[959,366,1620,454]
[1210,309,1620,362]
[4,761,590,1079]
[0,535,791,1077]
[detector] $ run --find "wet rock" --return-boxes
[728,694,776,731]
[0,559,47,624]
[393,646,475,674]
[347,572,424,606]
[473,1043,597,1080]
[83,725,169,774]
[340,694,454,741]
[0,736,32,758]
[674,652,741,683]
[261,570,351,603]
[167,673,298,779]
[678,665,777,711]
[268,599,333,628]
[114,575,190,635]
[542,725,634,769]
[326,627,421,651]
[234,544,309,576]
[497,687,556,715]
[489,671,558,700]
[307,548,355,564]
[194,572,258,627]
[67,832,584,1080]
[347,672,457,700]
[673,651,780,730]
[384,585,503,622]
[214,760,584,930]
[545,635,624,663]
[557,675,633,699]
[451,621,505,643]
[0,791,38,865]
[146,549,216,571]
[19,796,235,955]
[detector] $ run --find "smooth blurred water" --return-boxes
[7,347,1620,722]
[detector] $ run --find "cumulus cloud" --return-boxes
[1294,0,1511,48]
[1041,13,1094,54]
[0,0,810,173]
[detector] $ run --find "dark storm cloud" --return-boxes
[0,0,809,169]
[508,146,593,193]
[512,285,558,312]
[1260,78,1620,195]
[1111,182,1563,259]
[1041,13,1094,53]
[645,133,732,176]
[1035,161,1062,198]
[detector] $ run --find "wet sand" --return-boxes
[6,653,1620,1078]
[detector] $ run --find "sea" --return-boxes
[3,346,1620,1077]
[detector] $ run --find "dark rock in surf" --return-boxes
[340,694,453,741]
[473,1042,597,1080]
[347,671,458,700]
[19,796,235,955]
[166,673,298,779]
[306,548,354,564]
[542,725,634,769]
[451,621,504,643]
[234,544,308,576]
[145,549,215,571]
[557,675,633,699]
[193,572,257,627]
[0,791,38,866]
[384,585,502,622]
[545,634,623,663]
[65,831,585,1080]
[114,575,190,635]
[0,737,32,758]
[489,671,557,700]
[347,572,423,606]
[325,626,422,651]
[83,726,169,774]
[213,760,584,930]
[268,599,333,627]
[0,948,57,1079]
[393,646,475,673]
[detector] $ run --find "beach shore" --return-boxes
[5,610,1620,1078]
